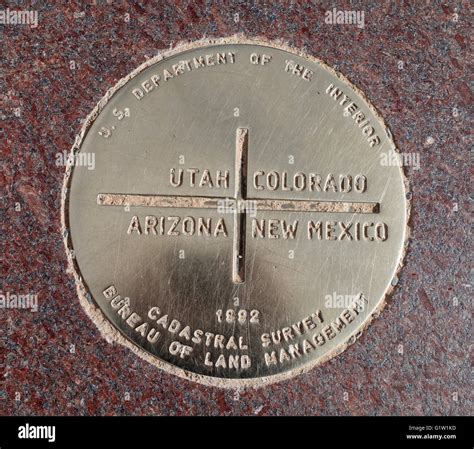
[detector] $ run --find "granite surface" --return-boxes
[1,1,471,415]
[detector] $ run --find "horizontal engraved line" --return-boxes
[97,193,379,214]
[97,193,222,208]
[254,199,379,214]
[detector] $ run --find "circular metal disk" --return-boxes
[63,38,409,387]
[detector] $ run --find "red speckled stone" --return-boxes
[1,1,471,416]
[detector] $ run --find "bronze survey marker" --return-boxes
[64,40,408,387]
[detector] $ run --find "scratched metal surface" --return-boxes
[66,41,407,385]
[2,2,471,415]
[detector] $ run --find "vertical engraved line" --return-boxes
[233,128,248,284]
[235,127,248,200]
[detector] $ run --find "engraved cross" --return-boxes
[98,128,379,284]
